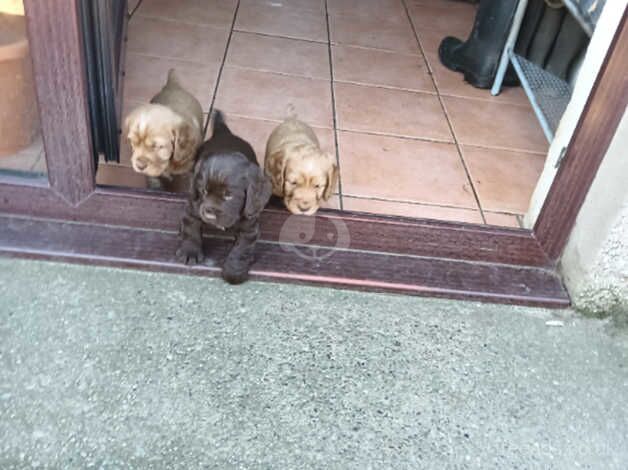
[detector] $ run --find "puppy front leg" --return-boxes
[176,204,205,265]
[222,220,260,284]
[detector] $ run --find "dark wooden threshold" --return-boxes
[0,181,552,267]
[0,214,569,308]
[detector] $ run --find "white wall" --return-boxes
[560,110,628,316]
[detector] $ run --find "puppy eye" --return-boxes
[314,184,322,189]
[289,180,297,185]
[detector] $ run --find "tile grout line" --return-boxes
[342,193,481,211]
[220,64,333,83]
[226,28,529,108]
[134,14,232,30]
[222,112,545,155]
[204,1,242,137]
[324,0,344,210]
[342,193,523,218]
[401,0,487,225]
[232,29,329,45]
[124,50,223,67]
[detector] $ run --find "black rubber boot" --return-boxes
[528,4,566,67]
[513,0,545,57]
[545,14,589,80]
[438,0,519,89]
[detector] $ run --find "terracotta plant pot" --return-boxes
[0,11,40,157]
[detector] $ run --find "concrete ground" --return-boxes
[1,259,627,469]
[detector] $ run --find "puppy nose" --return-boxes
[135,159,147,170]
[298,203,311,212]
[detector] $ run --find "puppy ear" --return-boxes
[172,121,200,164]
[323,153,338,201]
[123,114,131,136]
[123,109,138,138]
[244,166,272,219]
[124,105,149,136]
[265,150,286,196]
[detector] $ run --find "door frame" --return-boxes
[1,0,627,306]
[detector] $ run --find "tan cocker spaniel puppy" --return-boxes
[265,117,338,215]
[124,69,203,179]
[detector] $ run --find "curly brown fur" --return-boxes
[124,69,203,179]
[265,117,337,215]
[176,111,272,284]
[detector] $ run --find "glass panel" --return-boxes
[0,0,46,177]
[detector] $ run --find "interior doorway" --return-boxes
[88,0,594,228]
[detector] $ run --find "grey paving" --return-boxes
[0,258,627,469]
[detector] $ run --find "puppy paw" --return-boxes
[221,256,250,285]
[176,240,204,265]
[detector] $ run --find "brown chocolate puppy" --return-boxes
[176,110,272,284]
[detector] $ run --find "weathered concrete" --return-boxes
[1,258,627,469]
[560,111,628,322]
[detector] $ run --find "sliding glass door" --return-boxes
[79,0,127,165]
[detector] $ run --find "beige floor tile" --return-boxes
[239,0,326,12]
[220,115,335,167]
[127,16,229,63]
[342,196,483,223]
[235,2,327,42]
[484,212,522,228]
[136,0,237,27]
[329,14,419,54]
[214,67,333,128]
[338,131,476,207]
[96,163,150,189]
[408,2,475,37]
[462,145,545,213]
[217,116,278,166]
[227,32,330,79]
[332,45,435,93]
[444,96,548,153]
[327,0,408,22]
[96,163,190,193]
[123,53,219,110]
[334,83,452,141]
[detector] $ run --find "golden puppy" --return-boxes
[265,117,338,215]
[124,69,203,178]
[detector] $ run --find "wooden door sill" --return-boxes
[0,214,570,308]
